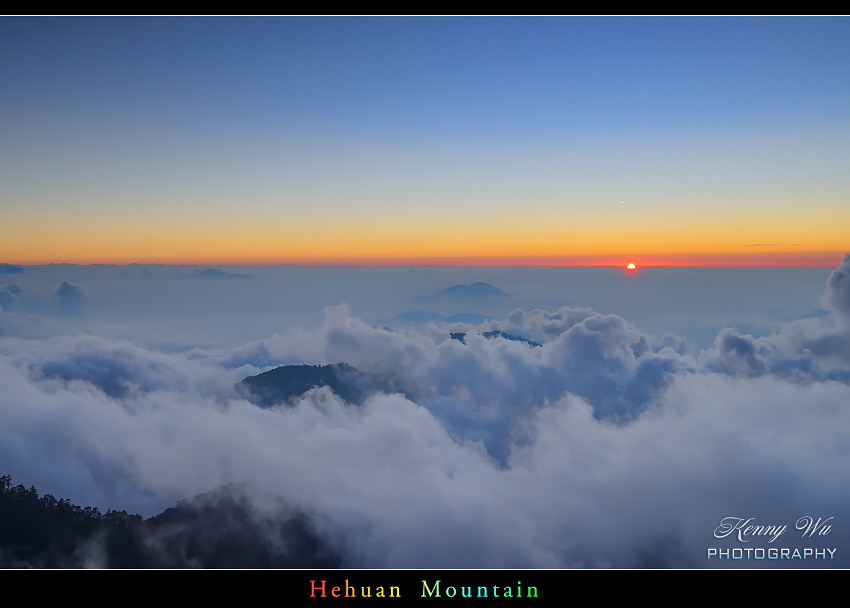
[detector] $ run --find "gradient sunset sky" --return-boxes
[2,16,848,266]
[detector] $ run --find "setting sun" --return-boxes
[626,263,637,271]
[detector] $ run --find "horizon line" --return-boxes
[4,251,847,267]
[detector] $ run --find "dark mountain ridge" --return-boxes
[0,474,341,568]
[237,363,371,406]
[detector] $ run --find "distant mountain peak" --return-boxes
[414,282,510,303]
[0,263,24,275]
[237,363,367,407]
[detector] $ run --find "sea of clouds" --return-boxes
[0,257,848,567]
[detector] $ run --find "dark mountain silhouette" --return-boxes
[237,363,371,406]
[0,264,24,274]
[52,281,86,315]
[450,330,542,347]
[0,474,135,567]
[138,484,342,568]
[0,284,22,311]
[0,474,342,568]
[413,282,510,304]
[483,330,542,348]
[188,268,250,279]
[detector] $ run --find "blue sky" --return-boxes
[2,16,849,263]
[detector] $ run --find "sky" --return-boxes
[2,16,849,265]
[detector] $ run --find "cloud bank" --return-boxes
[1,260,849,567]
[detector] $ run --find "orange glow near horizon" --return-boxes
[3,251,846,267]
[4,199,850,268]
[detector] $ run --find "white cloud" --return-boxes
[1,258,849,567]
